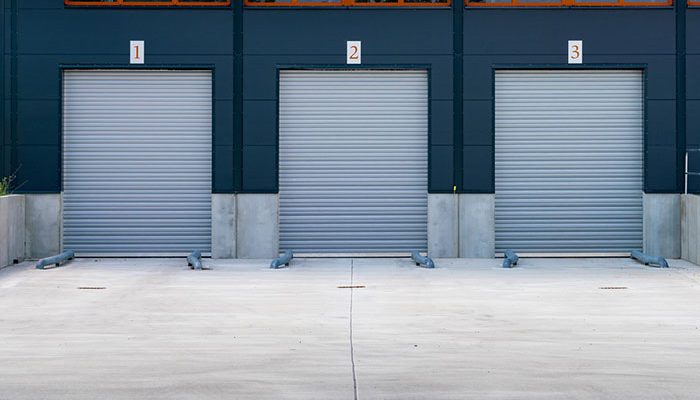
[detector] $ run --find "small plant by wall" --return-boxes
[0,173,17,197]
[0,176,13,196]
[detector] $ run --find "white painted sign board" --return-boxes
[568,40,583,64]
[347,41,361,65]
[130,41,145,65]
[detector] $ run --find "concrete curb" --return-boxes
[0,195,26,268]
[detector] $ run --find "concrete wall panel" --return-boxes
[25,194,61,259]
[428,194,458,258]
[643,193,681,259]
[1,194,25,268]
[212,194,236,259]
[459,194,495,258]
[682,194,700,264]
[236,194,279,259]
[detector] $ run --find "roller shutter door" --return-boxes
[63,70,212,256]
[279,70,428,255]
[495,70,643,255]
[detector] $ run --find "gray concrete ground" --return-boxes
[1,257,700,400]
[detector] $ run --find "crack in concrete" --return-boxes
[350,258,359,400]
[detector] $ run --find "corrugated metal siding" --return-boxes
[279,70,428,254]
[63,70,213,256]
[495,70,644,254]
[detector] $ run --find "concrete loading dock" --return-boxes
[2,257,700,399]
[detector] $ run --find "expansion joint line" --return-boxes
[350,259,359,400]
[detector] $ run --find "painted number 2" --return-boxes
[349,46,359,61]
[347,41,361,65]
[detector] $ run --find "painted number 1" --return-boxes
[130,40,145,65]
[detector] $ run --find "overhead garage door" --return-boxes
[279,70,428,255]
[63,70,212,256]
[495,70,643,255]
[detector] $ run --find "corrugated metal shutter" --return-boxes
[63,70,212,256]
[279,70,428,255]
[495,70,644,255]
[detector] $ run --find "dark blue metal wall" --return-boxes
[464,9,678,193]
[1,1,689,194]
[243,8,454,192]
[1,3,6,179]
[688,8,700,192]
[8,0,234,192]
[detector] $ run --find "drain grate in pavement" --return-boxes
[338,285,365,289]
[78,287,106,290]
[600,287,628,290]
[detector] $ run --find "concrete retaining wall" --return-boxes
[682,194,700,265]
[211,194,279,259]
[9,192,694,263]
[427,194,495,258]
[212,194,237,259]
[643,193,681,259]
[25,194,62,259]
[236,194,279,259]
[0,195,26,268]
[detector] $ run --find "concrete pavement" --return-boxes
[1,257,699,399]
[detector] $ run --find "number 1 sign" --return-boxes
[131,41,145,65]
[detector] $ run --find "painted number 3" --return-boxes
[568,40,582,64]
[570,45,580,60]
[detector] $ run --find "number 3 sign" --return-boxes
[568,40,583,65]
[347,41,361,65]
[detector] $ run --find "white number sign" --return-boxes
[131,40,145,65]
[347,41,361,65]
[568,40,583,65]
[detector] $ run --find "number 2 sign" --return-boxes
[347,41,361,65]
[568,40,583,65]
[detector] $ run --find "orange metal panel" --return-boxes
[466,0,671,6]
[243,0,451,7]
[65,0,231,6]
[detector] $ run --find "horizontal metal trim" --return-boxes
[293,253,414,258]
[495,253,632,258]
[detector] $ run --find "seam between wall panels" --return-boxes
[0,3,4,178]
[10,0,18,178]
[234,0,244,193]
[677,0,687,193]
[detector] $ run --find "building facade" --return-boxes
[0,0,695,259]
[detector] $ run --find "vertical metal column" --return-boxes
[234,0,244,192]
[453,0,464,192]
[9,0,18,178]
[0,3,5,177]
[677,0,687,194]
